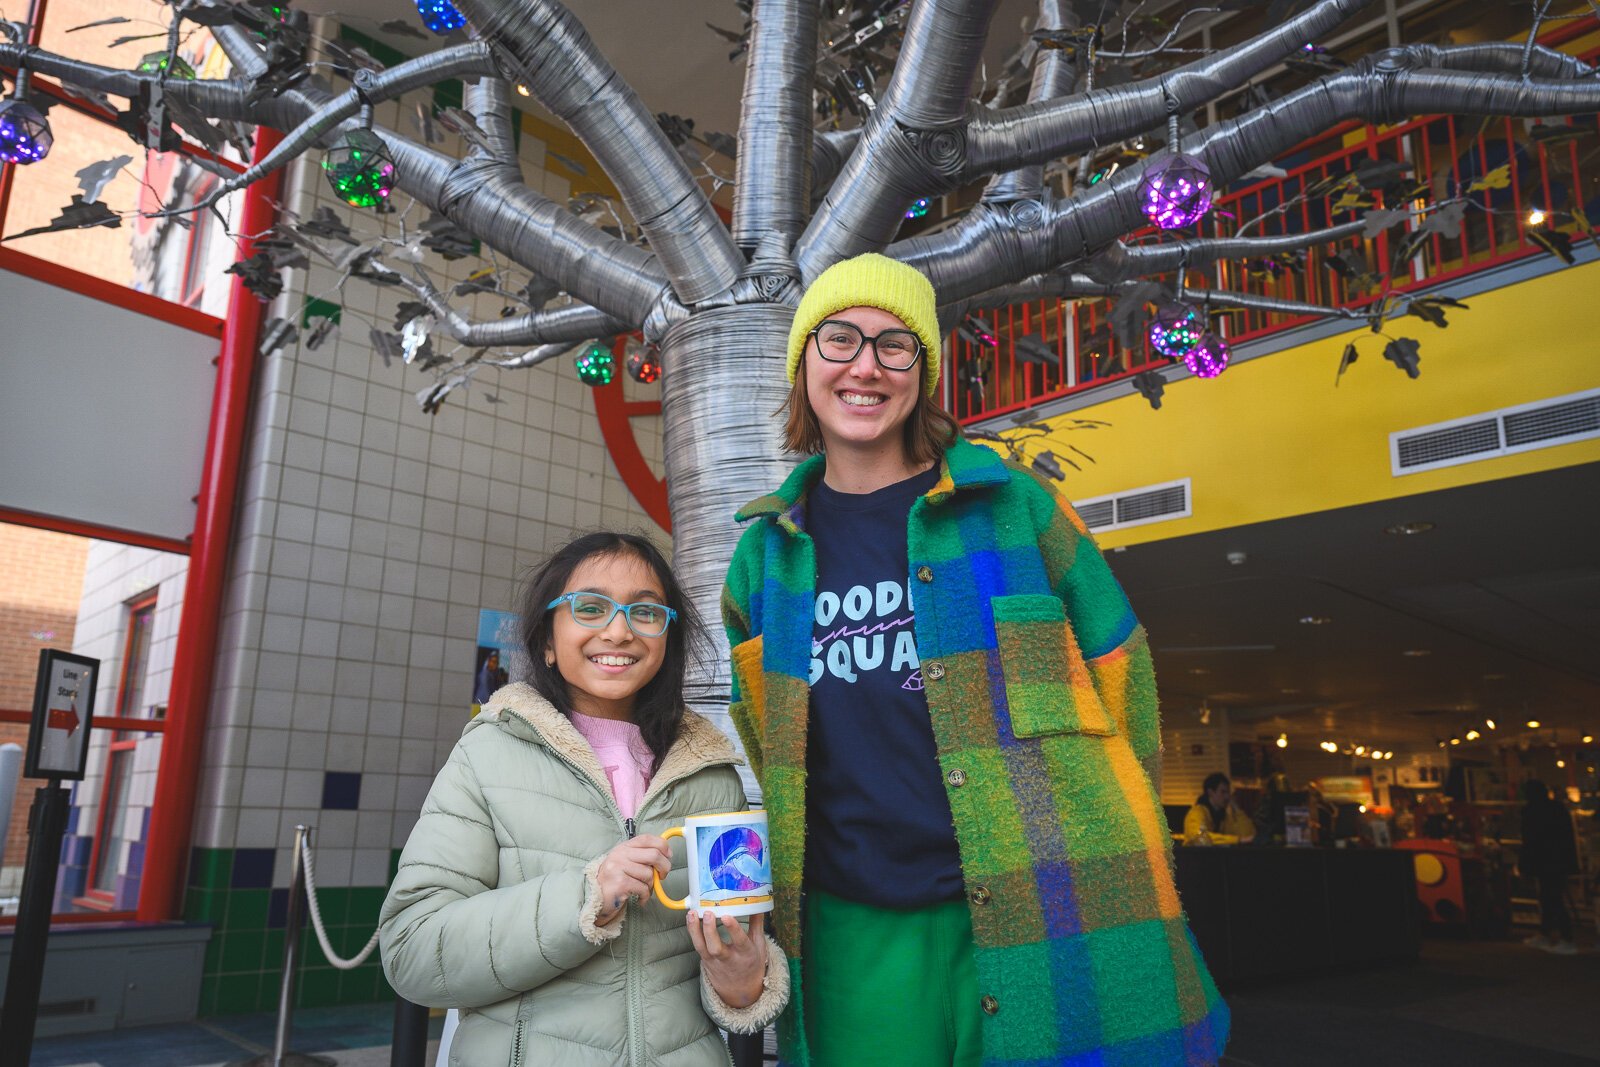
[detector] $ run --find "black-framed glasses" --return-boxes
[809,320,924,371]
[546,592,678,637]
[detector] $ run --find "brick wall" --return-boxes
[0,523,90,877]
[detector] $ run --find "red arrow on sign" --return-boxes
[48,705,80,737]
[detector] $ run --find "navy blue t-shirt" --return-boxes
[804,464,964,908]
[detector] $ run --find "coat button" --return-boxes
[980,995,999,1015]
[926,662,945,681]
[947,768,967,787]
[916,565,933,582]
[970,886,992,906]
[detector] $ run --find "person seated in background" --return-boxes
[1185,773,1257,845]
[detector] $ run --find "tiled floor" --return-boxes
[27,1002,442,1067]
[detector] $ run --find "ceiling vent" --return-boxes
[1074,478,1191,532]
[1391,388,1600,476]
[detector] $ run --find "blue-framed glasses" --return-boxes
[546,592,678,638]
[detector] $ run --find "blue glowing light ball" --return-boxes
[415,0,467,34]
[0,99,53,165]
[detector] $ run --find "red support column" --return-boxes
[137,129,285,922]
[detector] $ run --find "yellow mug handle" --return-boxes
[651,826,686,909]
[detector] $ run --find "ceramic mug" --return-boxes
[651,809,773,917]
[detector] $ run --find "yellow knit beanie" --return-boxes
[786,253,942,397]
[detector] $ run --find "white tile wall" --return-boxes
[176,56,669,894]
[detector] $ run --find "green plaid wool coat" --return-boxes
[721,437,1228,1067]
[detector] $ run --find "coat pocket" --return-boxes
[991,594,1117,738]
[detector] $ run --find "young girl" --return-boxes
[722,254,1228,1065]
[381,532,788,1066]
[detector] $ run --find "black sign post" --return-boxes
[0,649,99,1067]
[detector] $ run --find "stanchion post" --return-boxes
[390,996,430,1067]
[0,782,71,1067]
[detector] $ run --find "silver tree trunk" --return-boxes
[659,305,797,798]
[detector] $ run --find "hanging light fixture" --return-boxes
[1140,152,1213,229]
[0,84,52,166]
[625,343,661,384]
[415,0,467,34]
[1148,302,1203,357]
[575,342,615,385]
[323,128,398,209]
[1183,332,1230,379]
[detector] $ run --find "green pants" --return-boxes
[802,890,982,1067]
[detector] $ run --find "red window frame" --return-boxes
[79,592,158,909]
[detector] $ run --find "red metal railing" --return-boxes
[945,99,1600,425]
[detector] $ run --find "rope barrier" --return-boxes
[299,835,381,970]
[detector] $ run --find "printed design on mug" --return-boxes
[695,824,772,902]
[809,579,921,690]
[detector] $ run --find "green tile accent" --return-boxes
[203,938,225,974]
[263,929,287,970]
[185,888,224,924]
[190,848,234,890]
[388,849,403,883]
[227,888,270,930]
[302,298,342,327]
[297,966,341,1008]
[214,972,262,1015]
[221,929,266,973]
[431,78,463,115]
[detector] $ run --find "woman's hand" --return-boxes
[689,911,768,1008]
[593,835,671,927]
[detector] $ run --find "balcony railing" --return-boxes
[944,102,1600,426]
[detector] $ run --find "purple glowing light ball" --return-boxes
[1183,332,1230,379]
[0,98,53,165]
[1139,152,1213,229]
[1148,303,1202,357]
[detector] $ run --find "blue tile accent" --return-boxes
[321,771,362,811]
[127,839,147,877]
[65,803,79,834]
[114,871,140,911]
[141,805,153,837]
[232,847,277,888]
[268,887,290,929]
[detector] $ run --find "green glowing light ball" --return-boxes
[575,344,615,386]
[322,129,398,209]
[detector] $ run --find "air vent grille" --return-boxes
[1391,389,1600,476]
[1503,394,1600,447]
[1074,479,1190,532]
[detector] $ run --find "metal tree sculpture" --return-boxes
[5,0,1599,748]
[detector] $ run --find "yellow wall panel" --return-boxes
[1038,260,1600,548]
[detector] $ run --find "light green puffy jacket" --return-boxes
[379,683,788,1067]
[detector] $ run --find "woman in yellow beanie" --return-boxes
[721,253,1228,1066]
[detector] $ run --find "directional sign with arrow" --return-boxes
[24,650,99,780]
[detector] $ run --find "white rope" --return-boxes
[299,835,381,970]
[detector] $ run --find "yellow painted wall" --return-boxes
[1033,260,1600,548]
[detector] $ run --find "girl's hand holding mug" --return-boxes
[689,910,768,1008]
[594,834,671,927]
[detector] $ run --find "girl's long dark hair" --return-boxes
[519,532,703,773]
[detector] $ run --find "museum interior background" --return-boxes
[0,0,1596,1037]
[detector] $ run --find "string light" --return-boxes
[322,129,398,208]
[0,98,52,165]
[1276,734,1288,749]
[416,0,467,34]
[574,343,615,385]
[1485,719,1496,730]
[1465,729,1480,741]
[1139,153,1213,229]
[1526,207,1547,226]
[1526,720,1541,728]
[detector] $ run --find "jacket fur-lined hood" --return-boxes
[469,682,741,801]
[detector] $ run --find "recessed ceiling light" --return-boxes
[1188,668,1209,675]
[1485,719,1496,730]
[1465,730,1480,741]
[1584,734,1595,744]
[1402,649,1431,657]
[1526,720,1542,728]
[1299,616,1331,625]
[1385,521,1435,536]
[1280,688,1301,695]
